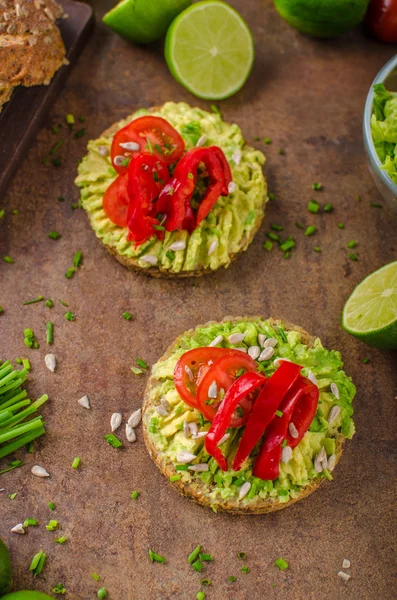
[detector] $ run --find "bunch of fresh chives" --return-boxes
[0,360,48,461]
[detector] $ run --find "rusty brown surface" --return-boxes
[0,1,396,598]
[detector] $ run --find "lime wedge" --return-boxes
[103,0,192,44]
[342,261,397,349]
[165,0,254,100]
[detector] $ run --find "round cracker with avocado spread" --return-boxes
[75,102,267,278]
[143,317,356,514]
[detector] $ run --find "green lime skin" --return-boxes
[1,593,55,600]
[343,313,397,350]
[0,538,12,595]
[273,0,370,38]
[103,0,192,44]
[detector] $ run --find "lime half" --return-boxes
[165,1,254,100]
[0,538,12,595]
[342,261,397,350]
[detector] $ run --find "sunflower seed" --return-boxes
[169,240,186,252]
[128,409,142,428]
[183,421,190,438]
[321,456,328,470]
[110,412,122,432]
[31,465,50,478]
[98,145,109,157]
[273,357,292,367]
[11,523,24,534]
[342,559,351,569]
[248,346,260,360]
[331,382,340,399]
[307,370,317,385]
[259,347,275,361]
[114,155,126,167]
[192,431,208,439]
[314,456,323,473]
[208,381,218,399]
[184,365,194,381]
[209,335,223,347]
[288,422,299,439]
[78,395,90,409]
[228,181,237,194]
[328,405,340,424]
[119,141,140,151]
[161,398,171,411]
[264,337,277,348]
[176,452,196,464]
[155,405,168,416]
[126,424,137,442]
[281,446,293,463]
[338,572,351,582]
[232,149,242,165]
[239,481,251,500]
[188,422,198,436]
[140,255,158,265]
[208,240,218,255]
[258,333,266,347]
[318,446,327,462]
[218,433,230,446]
[228,332,246,344]
[196,135,207,147]
[188,463,209,472]
[327,454,336,471]
[44,353,56,372]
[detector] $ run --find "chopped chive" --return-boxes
[199,554,213,562]
[48,501,56,510]
[304,225,317,236]
[347,240,357,249]
[192,559,204,572]
[245,210,256,225]
[97,588,107,599]
[349,253,358,261]
[275,410,283,418]
[0,209,4,218]
[52,157,62,167]
[52,583,66,594]
[175,464,189,471]
[52,126,60,134]
[254,136,260,141]
[274,557,289,570]
[74,128,86,139]
[3,256,14,264]
[196,592,206,600]
[50,139,64,155]
[264,137,272,144]
[71,457,81,469]
[131,367,143,375]
[170,474,181,482]
[66,114,75,125]
[166,250,176,261]
[267,232,280,242]
[370,202,382,208]
[313,246,321,252]
[65,267,75,279]
[55,536,67,544]
[104,433,123,448]
[278,327,287,343]
[278,148,285,155]
[188,172,194,179]
[65,311,76,321]
[24,328,39,349]
[22,358,31,370]
[29,550,47,576]
[238,551,247,560]
[307,199,319,214]
[149,549,166,563]
[130,490,139,499]
[46,519,59,531]
[59,299,68,306]
[153,224,165,231]
[73,250,83,268]
[263,240,273,252]
[271,224,284,231]
[57,196,65,202]
[362,357,370,364]
[146,137,154,154]
[312,182,322,190]
[337,222,345,229]
[79,116,86,123]
[281,439,287,448]
[284,251,290,259]
[71,203,80,210]
[211,104,221,116]
[46,322,54,345]
[136,358,147,370]
[295,221,304,230]
[24,296,44,305]
[241,566,250,573]
[228,576,237,582]
[200,579,211,586]
[268,192,276,201]
[0,306,3,314]
[280,239,295,252]
[323,203,333,212]
[91,573,101,581]
[188,545,201,564]
[23,518,38,527]
[12,209,18,215]
[122,311,133,321]
[8,492,17,500]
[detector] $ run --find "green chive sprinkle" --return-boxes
[278,327,287,343]
[104,433,123,448]
[3,256,14,264]
[24,296,44,305]
[146,137,154,154]
[362,357,370,364]
[46,322,54,345]
[130,490,139,499]
[264,137,272,144]
[274,557,289,570]
[52,157,62,167]
[263,240,273,252]
[149,549,166,563]
[23,518,38,527]
[122,311,133,320]
[281,439,287,448]
[65,267,76,279]
[211,104,222,116]
[91,573,101,581]
[175,464,189,471]
[347,240,357,249]
[46,519,59,531]
[349,253,358,261]
[166,250,176,261]
[74,128,86,139]
[278,148,285,155]
[337,222,345,229]
[241,566,250,573]
[324,203,333,212]
[71,457,81,469]
[200,579,211,586]
[271,224,284,231]
[45,299,54,308]
[52,583,66,594]
[55,536,67,544]
[238,552,247,560]
[59,299,69,306]
[65,311,76,321]
[304,225,317,236]
[8,492,17,500]
[97,587,107,599]
[284,251,290,259]
[280,239,295,252]
[267,232,280,242]
[370,202,382,208]
[170,474,181,482]
[199,554,213,562]
[50,139,64,155]
[66,114,75,125]
[57,196,64,202]
[313,246,321,252]
[52,126,60,134]
[307,199,320,214]
[268,192,276,201]
[196,592,206,600]
[79,116,85,123]
[73,250,83,268]
[192,559,204,572]
[188,545,201,564]
[29,550,47,576]
[48,501,56,510]
[228,576,237,582]
[275,410,283,418]
[295,221,304,230]
[131,367,143,375]
[136,358,147,370]
[71,203,80,210]
[312,183,322,190]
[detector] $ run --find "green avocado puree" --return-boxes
[75,102,267,273]
[145,319,356,509]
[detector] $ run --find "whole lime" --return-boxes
[0,538,12,595]
[1,593,54,600]
[103,0,192,44]
[273,0,371,37]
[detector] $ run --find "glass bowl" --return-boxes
[363,54,397,212]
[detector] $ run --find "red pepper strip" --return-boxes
[285,376,319,449]
[253,378,318,480]
[156,146,229,232]
[205,372,267,471]
[232,361,302,471]
[126,153,170,245]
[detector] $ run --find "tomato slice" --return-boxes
[196,352,258,425]
[111,116,185,174]
[366,0,397,43]
[102,173,129,227]
[174,347,233,409]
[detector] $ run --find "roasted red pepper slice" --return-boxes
[285,376,319,449]
[174,347,235,409]
[205,372,267,471]
[197,351,259,425]
[253,377,319,480]
[102,173,129,228]
[156,146,231,232]
[126,153,170,245]
[111,115,185,174]
[232,361,302,471]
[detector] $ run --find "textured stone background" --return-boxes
[0,1,396,598]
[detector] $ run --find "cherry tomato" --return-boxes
[366,0,397,42]
[111,116,185,174]
[174,347,233,408]
[102,172,129,227]
[196,352,258,425]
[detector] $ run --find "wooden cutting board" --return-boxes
[0,0,94,201]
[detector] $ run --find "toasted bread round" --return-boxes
[142,317,352,514]
[76,103,267,279]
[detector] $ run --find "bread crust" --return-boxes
[83,109,266,279]
[142,317,346,514]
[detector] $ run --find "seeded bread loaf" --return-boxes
[0,0,66,111]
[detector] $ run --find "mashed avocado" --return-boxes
[75,102,267,274]
[144,318,356,509]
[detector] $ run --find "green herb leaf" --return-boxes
[122,311,133,321]
[130,490,139,499]
[307,199,319,214]
[149,549,166,563]
[73,251,83,268]
[274,557,289,570]
[304,225,317,236]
